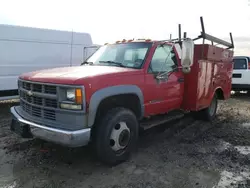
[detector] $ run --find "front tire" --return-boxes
[93,107,139,165]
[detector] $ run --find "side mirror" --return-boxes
[181,38,194,74]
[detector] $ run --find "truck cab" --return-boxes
[10,17,234,165]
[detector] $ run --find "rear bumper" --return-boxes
[10,106,91,147]
[232,84,250,90]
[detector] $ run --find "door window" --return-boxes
[148,45,177,73]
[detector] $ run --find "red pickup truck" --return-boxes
[10,17,234,165]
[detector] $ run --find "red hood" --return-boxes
[20,65,141,84]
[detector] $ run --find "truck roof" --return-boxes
[234,56,250,61]
[105,39,176,46]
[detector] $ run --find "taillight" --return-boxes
[248,62,250,69]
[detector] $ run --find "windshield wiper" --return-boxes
[99,61,125,67]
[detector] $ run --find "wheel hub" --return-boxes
[118,129,130,147]
[110,122,130,152]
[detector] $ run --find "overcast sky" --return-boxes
[0,0,249,55]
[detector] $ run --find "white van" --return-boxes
[0,24,99,100]
[232,56,250,93]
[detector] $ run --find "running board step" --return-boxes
[140,111,184,130]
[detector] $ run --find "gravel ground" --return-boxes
[0,94,250,188]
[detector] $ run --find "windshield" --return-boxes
[83,42,152,68]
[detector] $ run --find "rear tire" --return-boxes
[93,107,139,165]
[192,94,218,121]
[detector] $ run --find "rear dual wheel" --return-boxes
[192,94,218,121]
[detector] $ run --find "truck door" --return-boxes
[145,44,184,114]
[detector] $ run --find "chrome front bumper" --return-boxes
[10,106,91,147]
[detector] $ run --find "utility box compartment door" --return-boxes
[196,60,213,110]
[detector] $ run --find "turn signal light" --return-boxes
[75,88,82,104]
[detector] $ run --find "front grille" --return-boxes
[45,85,57,94]
[19,81,57,95]
[19,80,57,121]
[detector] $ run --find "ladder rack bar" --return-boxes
[202,33,232,48]
[178,24,181,43]
[200,17,206,37]
[230,32,234,48]
[183,32,187,39]
[199,16,233,49]
[158,16,234,50]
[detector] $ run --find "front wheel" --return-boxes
[93,107,139,165]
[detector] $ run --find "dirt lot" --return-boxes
[0,94,250,188]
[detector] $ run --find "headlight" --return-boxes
[61,88,83,110]
[66,89,76,101]
[66,88,83,104]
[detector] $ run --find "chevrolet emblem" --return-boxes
[27,90,33,96]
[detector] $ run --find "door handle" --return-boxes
[178,78,184,83]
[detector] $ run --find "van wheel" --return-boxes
[93,107,138,165]
[192,94,218,121]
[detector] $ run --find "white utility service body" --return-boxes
[0,24,99,100]
[232,56,250,92]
